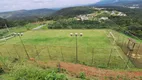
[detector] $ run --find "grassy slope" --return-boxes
[0,29,141,80]
[0,23,41,39]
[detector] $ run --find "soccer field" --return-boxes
[0,29,134,69]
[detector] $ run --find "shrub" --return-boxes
[79,72,86,80]
[10,65,68,80]
[0,67,4,74]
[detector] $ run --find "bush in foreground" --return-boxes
[1,63,68,80]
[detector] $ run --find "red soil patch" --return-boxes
[29,60,142,79]
[59,62,142,79]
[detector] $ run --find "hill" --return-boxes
[52,7,95,18]
[0,8,57,20]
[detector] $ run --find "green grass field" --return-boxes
[0,29,135,69]
[5,30,110,47]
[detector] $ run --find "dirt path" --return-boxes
[31,60,142,79]
[32,25,45,30]
[0,36,14,41]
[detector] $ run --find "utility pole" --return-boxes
[70,33,83,63]
[14,33,30,59]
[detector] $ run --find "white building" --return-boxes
[104,11,109,14]
[117,12,127,16]
[100,17,108,20]
[76,15,89,21]
[111,11,127,16]
[111,11,116,15]
[129,4,140,9]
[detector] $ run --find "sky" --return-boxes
[0,0,100,12]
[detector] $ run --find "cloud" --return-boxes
[0,0,100,12]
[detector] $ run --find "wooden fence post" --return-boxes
[107,49,113,67]
[135,44,141,59]
[6,48,11,58]
[18,35,30,59]
[34,45,40,59]
[0,52,6,66]
[60,46,64,61]
[13,44,20,59]
[47,46,52,60]
[91,48,94,65]
[0,52,3,56]
[125,50,132,69]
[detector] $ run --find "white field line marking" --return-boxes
[110,31,130,68]
[104,30,130,68]
[108,31,124,59]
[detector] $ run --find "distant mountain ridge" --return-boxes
[90,0,142,8]
[0,8,57,20]
[1,0,142,21]
[95,0,139,5]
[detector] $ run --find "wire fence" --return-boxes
[107,29,142,68]
[0,44,134,69]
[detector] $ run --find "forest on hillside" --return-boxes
[0,6,142,39]
[105,6,142,39]
[48,6,142,39]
